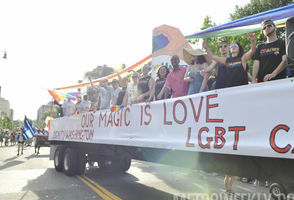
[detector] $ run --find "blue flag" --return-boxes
[22,116,36,139]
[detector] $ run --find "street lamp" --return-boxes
[0,50,7,59]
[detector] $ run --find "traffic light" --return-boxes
[286,17,294,67]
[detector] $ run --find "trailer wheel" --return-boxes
[54,146,65,172]
[120,157,131,172]
[270,183,287,200]
[63,148,78,176]
[76,151,86,175]
[98,157,110,170]
[98,156,131,172]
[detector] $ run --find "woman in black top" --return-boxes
[148,65,170,101]
[203,33,256,88]
[137,64,155,102]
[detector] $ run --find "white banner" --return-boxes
[49,78,294,159]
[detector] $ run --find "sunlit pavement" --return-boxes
[0,145,271,200]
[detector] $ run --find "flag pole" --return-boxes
[48,97,54,133]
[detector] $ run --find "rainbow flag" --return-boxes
[111,105,124,112]
[54,54,152,91]
[48,90,81,103]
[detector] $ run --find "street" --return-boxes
[0,145,272,200]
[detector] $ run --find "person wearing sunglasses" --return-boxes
[203,32,256,88]
[204,41,229,89]
[252,19,287,83]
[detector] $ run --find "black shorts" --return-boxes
[18,141,24,144]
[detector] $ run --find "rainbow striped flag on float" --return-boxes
[111,105,124,112]
[48,89,81,104]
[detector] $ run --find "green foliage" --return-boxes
[0,115,15,130]
[229,0,293,46]
[33,120,43,129]
[201,16,221,56]
[13,120,22,129]
[36,110,59,128]
[231,0,293,21]
[84,65,114,80]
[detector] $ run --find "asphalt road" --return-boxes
[0,144,272,200]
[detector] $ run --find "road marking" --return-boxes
[77,175,112,200]
[77,175,122,200]
[81,175,122,200]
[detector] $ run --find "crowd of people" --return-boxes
[61,19,289,117]
[0,128,48,156]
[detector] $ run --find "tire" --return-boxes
[98,157,110,170]
[120,157,131,172]
[63,148,78,176]
[54,146,65,172]
[76,151,86,175]
[98,156,131,172]
[270,183,287,200]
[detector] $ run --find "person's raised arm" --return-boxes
[203,40,226,64]
[242,32,256,64]
[204,60,217,73]
[88,77,100,92]
[116,72,122,85]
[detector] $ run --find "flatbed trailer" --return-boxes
[49,78,294,198]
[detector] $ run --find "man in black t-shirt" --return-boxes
[252,19,287,83]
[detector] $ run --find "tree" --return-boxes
[228,0,293,73]
[37,110,59,128]
[0,115,15,130]
[84,65,114,80]
[229,0,293,46]
[13,120,22,129]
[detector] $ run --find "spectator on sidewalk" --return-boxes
[0,132,3,147]
[4,131,9,146]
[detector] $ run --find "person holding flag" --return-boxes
[17,128,24,156]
